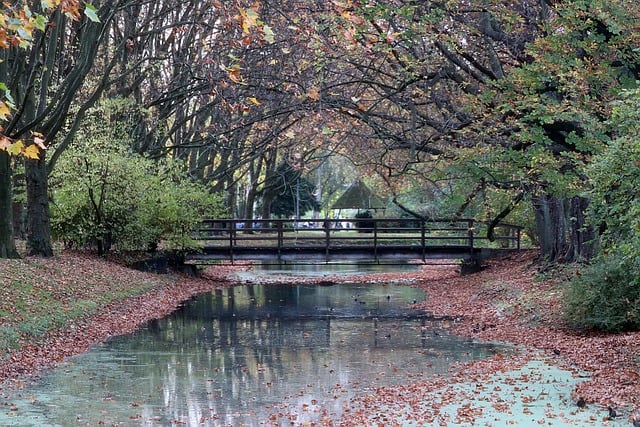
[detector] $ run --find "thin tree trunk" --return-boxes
[563,196,596,262]
[0,151,19,258]
[243,157,264,220]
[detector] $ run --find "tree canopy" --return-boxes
[0,0,639,273]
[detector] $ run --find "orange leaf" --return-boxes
[0,136,11,150]
[0,101,11,120]
[307,87,320,101]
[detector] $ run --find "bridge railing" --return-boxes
[191,218,522,261]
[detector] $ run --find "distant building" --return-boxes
[331,180,386,212]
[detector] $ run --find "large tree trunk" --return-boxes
[533,193,594,262]
[12,171,26,240]
[25,156,53,257]
[244,186,258,219]
[564,196,597,262]
[0,151,19,258]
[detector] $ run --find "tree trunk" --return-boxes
[533,193,594,262]
[261,197,273,220]
[244,185,258,219]
[564,196,597,262]
[225,180,237,219]
[12,171,26,240]
[0,151,19,258]
[25,156,53,257]
[243,157,264,220]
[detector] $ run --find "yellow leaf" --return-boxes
[240,8,259,34]
[0,101,10,121]
[247,97,261,106]
[23,144,40,159]
[7,140,24,155]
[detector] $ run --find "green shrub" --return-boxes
[49,98,226,254]
[564,254,640,332]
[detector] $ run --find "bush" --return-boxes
[50,153,225,254]
[564,254,640,332]
[49,98,226,254]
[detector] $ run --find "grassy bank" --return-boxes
[0,251,237,381]
[0,253,166,360]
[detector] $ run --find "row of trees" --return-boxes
[0,1,639,265]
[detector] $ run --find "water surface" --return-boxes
[253,260,420,276]
[1,283,501,426]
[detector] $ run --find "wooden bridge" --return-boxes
[187,218,523,267]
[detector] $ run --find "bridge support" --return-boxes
[460,257,483,275]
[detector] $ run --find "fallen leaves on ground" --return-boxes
[0,251,243,384]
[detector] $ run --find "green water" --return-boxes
[0,283,502,426]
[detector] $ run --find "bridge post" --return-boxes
[229,220,235,263]
[323,219,330,263]
[277,220,283,261]
[420,220,426,262]
[467,219,474,251]
[373,220,379,263]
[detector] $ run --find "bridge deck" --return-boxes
[187,218,522,264]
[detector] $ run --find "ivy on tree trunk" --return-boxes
[25,156,53,257]
[0,151,19,258]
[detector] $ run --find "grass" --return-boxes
[0,253,170,361]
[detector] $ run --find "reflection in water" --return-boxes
[253,260,420,276]
[1,284,501,426]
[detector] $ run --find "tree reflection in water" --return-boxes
[2,283,502,426]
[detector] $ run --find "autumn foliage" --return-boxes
[0,0,96,158]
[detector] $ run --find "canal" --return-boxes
[0,277,504,426]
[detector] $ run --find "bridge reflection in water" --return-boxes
[188,217,523,266]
